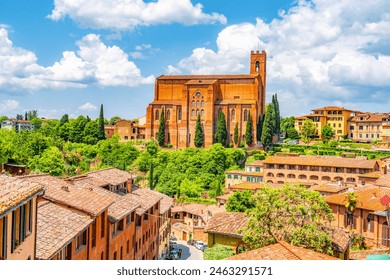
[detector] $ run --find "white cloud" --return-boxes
[168,0,390,116]
[78,102,97,111]
[48,0,226,30]
[0,99,19,113]
[0,28,154,91]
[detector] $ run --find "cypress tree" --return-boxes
[257,114,264,141]
[60,114,69,126]
[97,104,106,140]
[261,103,275,148]
[157,108,165,146]
[234,123,239,145]
[194,114,204,148]
[272,94,281,136]
[24,112,28,121]
[214,111,227,146]
[245,110,253,146]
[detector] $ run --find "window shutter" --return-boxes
[344,213,348,227]
[363,218,367,231]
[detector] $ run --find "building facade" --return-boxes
[1,119,34,132]
[348,113,390,143]
[145,51,267,148]
[104,119,146,141]
[295,106,359,140]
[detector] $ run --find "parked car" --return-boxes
[199,243,208,252]
[194,241,205,250]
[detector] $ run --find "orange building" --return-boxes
[104,119,146,141]
[145,51,267,148]
[0,176,44,260]
[325,186,390,248]
[295,106,359,140]
[348,113,390,142]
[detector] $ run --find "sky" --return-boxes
[0,0,389,120]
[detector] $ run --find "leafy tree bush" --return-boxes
[226,190,255,212]
[203,244,235,260]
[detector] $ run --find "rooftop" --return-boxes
[325,186,390,211]
[374,173,390,188]
[131,188,164,215]
[226,241,338,260]
[0,176,44,217]
[229,182,262,191]
[309,183,349,194]
[204,212,247,238]
[311,106,355,112]
[36,201,93,260]
[159,193,174,214]
[157,74,259,80]
[263,155,378,169]
[85,168,133,186]
[246,160,264,167]
[19,175,114,216]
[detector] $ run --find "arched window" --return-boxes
[155,110,159,120]
[309,175,319,180]
[244,109,248,121]
[255,61,259,72]
[321,176,331,181]
[231,109,235,121]
[196,110,200,116]
[191,110,195,117]
[195,92,201,98]
[166,109,171,120]
[196,100,200,108]
[201,101,204,108]
[178,107,182,121]
[298,174,307,179]
[201,109,204,116]
[192,101,195,108]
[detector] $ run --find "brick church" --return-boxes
[145,50,267,149]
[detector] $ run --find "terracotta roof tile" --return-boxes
[374,174,390,188]
[246,160,264,167]
[311,106,354,112]
[85,168,133,186]
[131,188,164,215]
[226,241,338,260]
[19,175,114,216]
[204,212,247,238]
[310,183,349,194]
[229,182,262,191]
[158,74,259,80]
[216,193,233,201]
[350,113,389,123]
[70,179,140,221]
[159,193,174,214]
[358,171,382,179]
[36,201,93,260]
[325,186,390,211]
[0,176,44,216]
[263,155,378,169]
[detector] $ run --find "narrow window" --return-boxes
[201,101,204,108]
[201,109,204,116]
[178,107,182,121]
[255,61,259,72]
[191,110,195,117]
[166,109,170,120]
[196,101,200,108]
[244,110,248,121]
[155,110,159,120]
[231,109,235,121]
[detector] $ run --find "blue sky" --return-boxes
[0,0,389,120]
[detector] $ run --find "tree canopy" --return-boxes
[242,184,335,255]
[214,111,227,146]
[203,244,235,260]
[301,119,317,143]
[226,190,255,212]
[321,124,334,141]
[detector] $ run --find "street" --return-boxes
[175,240,203,260]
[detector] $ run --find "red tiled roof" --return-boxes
[36,201,93,260]
[229,182,262,191]
[204,212,247,238]
[226,241,338,260]
[311,106,354,112]
[20,175,114,216]
[325,186,390,211]
[131,188,164,215]
[85,168,133,186]
[0,176,44,216]
[374,174,390,188]
[171,203,226,223]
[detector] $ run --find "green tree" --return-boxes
[27,110,38,121]
[31,117,42,129]
[16,114,23,120]
[272,94,280,135]
[286,127,299,140]
[257,114,264,142]
[203,244,235,260]
[226,190,255,212]
[261,103,275,147]
[71,116,88,143]
[234,123,239,145]
[59,121,73,142]
[280,116,295,133]
[0,116,8,124]
[301,119,317,144]
[97,104,106,140]
[214,111,227,146]
[28,146,65,176]
[157,108,165,146]
[245,110,253,146]
[83,121,99,144]
[109,116,121,125]
[194,115,204,148]
[321,124,334,141]
[59,114,69,126]
[242,185,334,255]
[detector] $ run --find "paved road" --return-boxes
[176,240,203,260]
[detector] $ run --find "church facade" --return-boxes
[145,50,267,149]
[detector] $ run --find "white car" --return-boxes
[194,241,205,250]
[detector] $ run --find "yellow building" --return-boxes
[295,106,359,140]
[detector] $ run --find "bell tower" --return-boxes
[250,50,267,116]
